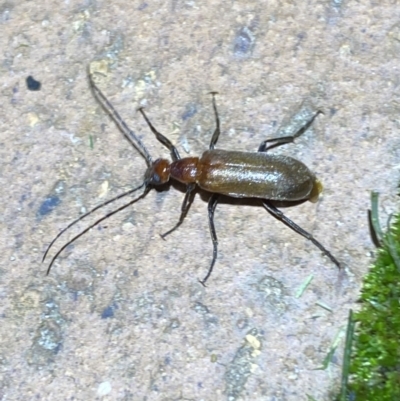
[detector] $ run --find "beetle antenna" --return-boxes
[43,183,147,263]
[88,69,153,166]
[45,183,149,275]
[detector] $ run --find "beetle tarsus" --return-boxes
[198,279,207,288]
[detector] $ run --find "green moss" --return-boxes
[340,194,400,400]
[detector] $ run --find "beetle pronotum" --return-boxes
[43,71,341,285]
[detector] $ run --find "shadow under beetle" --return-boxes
[43,70,341,285]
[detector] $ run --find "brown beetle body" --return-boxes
[43,73,340,285]
[155,150,320,201]
[198,150,318,201]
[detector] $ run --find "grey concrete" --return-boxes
[1,1,399,400]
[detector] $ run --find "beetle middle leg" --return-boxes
[160,183,196,239]
[263,201,341,269]
[258,110,322,152]
[199,92,221,285]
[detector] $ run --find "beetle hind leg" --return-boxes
[258,110,322,152]
[258,136,295,152]
[262,200,341,270]
[199,194,219,286]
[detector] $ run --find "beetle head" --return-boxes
[145,158,171,186]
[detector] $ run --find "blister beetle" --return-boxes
[43,70,341,285]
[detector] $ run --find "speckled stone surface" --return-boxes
[1,1,399,400]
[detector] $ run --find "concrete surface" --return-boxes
[1,0,399,400]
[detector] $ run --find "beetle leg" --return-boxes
[160,183,196,239]
[262,200,341,270]
[209,92,220,150]
[258,136,295,152]
[258,110,322,152]
[138,108,181,161]
[199,194,219,286]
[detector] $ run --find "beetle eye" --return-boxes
[152,173,160,184]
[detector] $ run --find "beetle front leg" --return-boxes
[160,183,196,239]
[199,194,219,286]
[262,200,341,270]
[138,108,181,161]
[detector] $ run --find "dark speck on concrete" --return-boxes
[181,103,197,120]
[26,76,41,91]
[192,302,210,315]
[233,27,255,56]
[27,299,65,366]
[225,329,262,400]
[331,0,343,9]
[37,195,61,217]
[101,304,116,319]
[297,32,306,40]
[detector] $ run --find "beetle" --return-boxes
[43,70,341,285]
